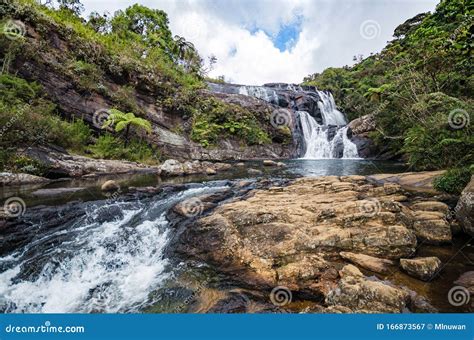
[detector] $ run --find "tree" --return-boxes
[88,11,110,34]
[57,0,84,16]
[111,4,173,49]
[102,109,152,147]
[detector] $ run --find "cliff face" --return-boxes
[2,3,296,161]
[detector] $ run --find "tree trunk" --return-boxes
[124,124,130,148]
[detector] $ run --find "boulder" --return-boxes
[325,265,410,313]
[347,114,376,135]
[340,252,395,274]
[455,176,474,236]
[160,159,185,176]
[101,180,120,192]
[400,257,442,281]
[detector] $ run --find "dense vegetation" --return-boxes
[303,0,473,191]
[0,0,274,175]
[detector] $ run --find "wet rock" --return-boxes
[325,265,410,313]
[263,160,278,166]
[454,271,474,295]
[276,162,286,167]
[339,252,395,274]
[101,180,120,192]
[455,176,474,237]
[236,162,246,167]
[400,257,442,281]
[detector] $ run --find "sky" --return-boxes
[81,0,440,85]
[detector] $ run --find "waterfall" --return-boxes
[298,90,359,159]
[238,86,279,104]
[205,81,360,159]
[316,91,347,126]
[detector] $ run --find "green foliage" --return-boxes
[103,109,152,147]
[433,167,472,195]
[401,93,473,170]
[303,0,473,170]
[190,97,271,147]
[88,134,157,164]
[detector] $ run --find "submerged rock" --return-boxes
[263,160,278,166]
[400,257,442,281]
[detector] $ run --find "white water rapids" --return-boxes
[0,185,227,313]
[300,91,359,159]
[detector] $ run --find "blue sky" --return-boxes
[81,0,440,85]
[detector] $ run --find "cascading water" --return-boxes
[238,86,279,105]
[206,81,359,159]
[0,184,228,313]
[300,91,359,159]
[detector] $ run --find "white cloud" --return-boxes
[81,0,439,85]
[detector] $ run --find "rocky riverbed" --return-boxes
[1,168,472,314]
[170,174,473,313]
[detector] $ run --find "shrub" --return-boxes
[88,134,157,163]
[433,167,472,195]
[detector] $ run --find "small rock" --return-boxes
[205,168,217,175]
[248,168,263,175]
[263,160,277,166]
[276,162,286,167]
[236,162,246,167]
[400,257,442,281]
[101,180,120,192]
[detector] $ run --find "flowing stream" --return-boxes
[0,184,228,313]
